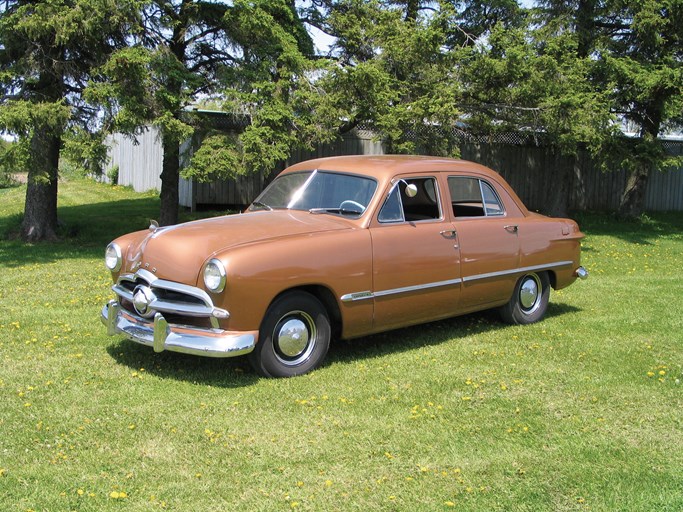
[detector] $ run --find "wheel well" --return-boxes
[547,270,557,290]
[271,286,343,341]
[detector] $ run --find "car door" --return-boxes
[369,176,462,331]
[448,175,520,310]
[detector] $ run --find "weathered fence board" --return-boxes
[105,127,683,213]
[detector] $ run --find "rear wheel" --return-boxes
[249,291,331,377]
[499,272,550,325]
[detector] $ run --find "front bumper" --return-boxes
[101,300,256,358]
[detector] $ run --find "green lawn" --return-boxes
[1,178,681,511]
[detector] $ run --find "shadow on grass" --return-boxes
[327,302,581,368]
[105,302,581,385]
[1,196,200,267]
[106,340,259,388]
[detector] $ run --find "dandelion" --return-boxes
[110,491,127,499]
[445,501,455,507]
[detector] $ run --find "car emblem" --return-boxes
[132,285,156,318]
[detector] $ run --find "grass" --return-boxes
[1,177,682,511]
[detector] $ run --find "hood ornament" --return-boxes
[149,219,160,232]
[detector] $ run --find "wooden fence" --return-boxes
[105,128,683,212]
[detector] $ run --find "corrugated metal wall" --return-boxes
[105,127,683,212]
[105,129,164,193]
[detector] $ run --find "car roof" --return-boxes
[283,155,500,182]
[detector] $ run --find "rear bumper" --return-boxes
[101,300,256,358]
[575,266,589,280]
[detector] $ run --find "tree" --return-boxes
[602,0,683,217]
[90,1,231,226]
[92,0,317,225]
[293,0,465,157]
[536,0,683,217]
[0,0,139,241]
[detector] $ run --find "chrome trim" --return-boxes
[341,278,462,302]
[113,269,223,318]
[374,278,462,298]
[102,301,255,358]
[575,266,589,280]
[340,291,374,303]
[461,261,573,283]
[105,243,122,272]
[340,261,574,303]
[203,258,227,293]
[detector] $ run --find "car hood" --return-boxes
[123,210,353,284]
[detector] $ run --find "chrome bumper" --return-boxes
[101,300,256,358]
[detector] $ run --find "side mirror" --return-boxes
[404,183,418,198]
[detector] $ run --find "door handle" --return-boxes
[504,225,518,234]
[440,230,457,238]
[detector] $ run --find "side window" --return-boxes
[378,185,403,222]
[481,181,504,216]
[448,176,505,218]
[378,177,442,223]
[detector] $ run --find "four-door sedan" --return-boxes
[102,155,587,377]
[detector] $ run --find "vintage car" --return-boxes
[101,155,587,377]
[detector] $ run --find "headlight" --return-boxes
[105,243,122,272]
[203,258,226,293]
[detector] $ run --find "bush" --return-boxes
[106,164,119,185]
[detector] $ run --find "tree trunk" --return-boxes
[21,126,60,242]
[159,131,180,226]
[618,162,649,219]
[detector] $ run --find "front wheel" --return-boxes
[248,291,331,378]
[499,272,550,325]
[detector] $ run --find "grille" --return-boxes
[113,269,217,325]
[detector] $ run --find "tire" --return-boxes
[248,291,331,378]
[499,272,550,325]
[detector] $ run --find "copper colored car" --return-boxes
[101,155,587,377]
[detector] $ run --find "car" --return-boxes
[101,155,587,377]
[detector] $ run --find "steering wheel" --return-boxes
[339,200,365,214]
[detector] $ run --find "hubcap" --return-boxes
[273,311,316,365]
[519,274,541,312]
[277,318,309,357]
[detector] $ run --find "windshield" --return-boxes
[250,170,377,217]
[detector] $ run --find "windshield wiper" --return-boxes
[251,201,272,211]
[309,206,363,216]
